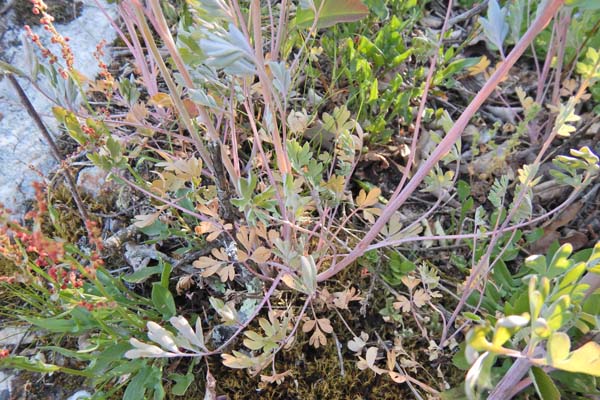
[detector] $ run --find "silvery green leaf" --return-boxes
[479,0,509,54]
[147,321,180,353]
[201,37,242,58]
[465,352,495,400]
[263,106,275,135]
[227,23,253,56]
[507,0,525,43]
[300,255,317,295]
[223,59,256,76]
[268,61,292,98]
[200,28,255,76]
[189,88,219,109]
[201,0,232,16]
[170,316,206,351]
[566,0,600,9]
[209,297,239,324]
[125,338,175,359]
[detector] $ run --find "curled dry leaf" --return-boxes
[388,371,407,383]
[195,221,223,242]
[124,338,174,359]
[147,321,179,353]
[133,211,160,228]
[332,287,363,309]
[204,369,217,400]
[176,275,194,295]
[366,346,378,367]
[348,331,369,353]
[260,370,292,385]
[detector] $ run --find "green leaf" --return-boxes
[0,60,26,76]
[529,283,544,321]
[363,0,388,19]
[551,371,600,395]
[566,0,600,9]
[530,366,561,400]
[587,242,600,273]
[152,283,176,319]
[457,180,471,202]
[547,243,573,278]
[525,255,547,275]
[545,295,571,331]
[440,57,480,79]
[169,372,193,396]
[492,259,515,289]
[0,356,60,374]
[124,365,153,400]
[123,266,163,283]
[559,262,586,289]
[160,260,172,288]
[368,78,379,103]
[489,176,509,208]
[87,343,131,376]
[23,316,78,333]
[388,252,416,276]
[107,137,122,159]
[552,341,600,376]
[452,343,471,370]
[479,0,509,53]
[295,0,369,29]
[547,332,571,364]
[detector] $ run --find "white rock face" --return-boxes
[0,0,117,215]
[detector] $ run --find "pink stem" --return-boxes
[317,0,565,283]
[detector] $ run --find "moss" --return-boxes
[0,255,18,277]
[42,180,119,243]
[167,343,409,400]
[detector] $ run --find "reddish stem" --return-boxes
[317,0,566,283]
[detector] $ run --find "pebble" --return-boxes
[76,166,115,197]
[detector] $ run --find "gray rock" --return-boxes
[0,0,117,215]
[76,166,114,197]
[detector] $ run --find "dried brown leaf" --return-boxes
[302,319,316,333]
[413,289,430,308]
[251,246,271,264]
[393,295,411,313]
[309,327,326,348]
[317,318,333,334]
